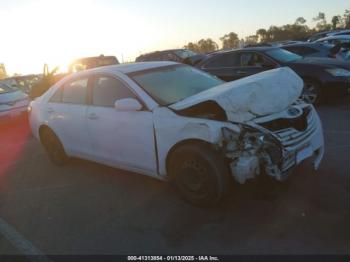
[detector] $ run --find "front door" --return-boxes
[86,75,157,174]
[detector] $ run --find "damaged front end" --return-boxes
[221,125,284,184]
[220,104,324,184]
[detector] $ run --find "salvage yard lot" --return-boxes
[1,98,350,255]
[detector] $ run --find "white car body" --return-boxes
[29,62,324,185]
[0,83,29,120]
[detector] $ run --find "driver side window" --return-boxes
[92,76,136,107]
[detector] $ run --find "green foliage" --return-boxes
[295,17,306,25]
[344,9,350,28]
[245,35,259,45]
[184,38,218,53]
[220,32,240,49]
[331,16,341,29]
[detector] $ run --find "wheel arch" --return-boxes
[165,138,220,177]
[38,125,62,146]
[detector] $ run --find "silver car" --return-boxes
[0,82,29,121]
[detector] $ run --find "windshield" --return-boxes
[0,83,18,94]
[130,65,224,105]
[265,48,302,63]
[174,50,199,59]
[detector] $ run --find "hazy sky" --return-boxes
[0,0,349,74]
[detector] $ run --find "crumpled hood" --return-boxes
[170,67,303,122]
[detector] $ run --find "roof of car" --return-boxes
[210,47,278,55]
[282,42,329,48]
[136,49,189,58]
[77,61,179,75]
[318,35,350,41]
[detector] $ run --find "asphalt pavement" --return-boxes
[0,98,350,256]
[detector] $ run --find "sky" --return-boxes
[0,0,349,75]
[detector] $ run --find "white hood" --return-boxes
[170,67,304,122]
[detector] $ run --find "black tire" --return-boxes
[41,128,68,166]
[168,143,231,206]
[301,79,322,105]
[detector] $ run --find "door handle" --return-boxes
[88,113,98,120]
[47,107,54,113]
[236,70,247,74]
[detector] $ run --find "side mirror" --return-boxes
[115,98,142,112]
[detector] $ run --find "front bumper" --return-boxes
[272,106,324,180]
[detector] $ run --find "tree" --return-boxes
[197,38,219,53]
[344,9,350,28]
[184,38,218,54]
[220,32,239,49]
[295,17,306,25]
[245,35,259,45]
[313,12,331,31]
[331,15,341,29]
[184,42,200,53]
[256,28,269,42]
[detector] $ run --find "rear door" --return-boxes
[200,52,241,81]
[46,77,91,158]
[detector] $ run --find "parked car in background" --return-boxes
[196,47,350,104]
[28,62,324,206]
[337,48,350,62]
[0,82,29,121]
[282,43,334,58]
[69,55,119,73]
[30,55,119,99]
[316,35,350,46]
[135,49,205,66]
[1,74,42,94]
[308,29,350,42]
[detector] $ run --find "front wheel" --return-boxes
[168,144,231,206]
[301,79,322,105]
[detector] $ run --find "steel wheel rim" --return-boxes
[177,159,209,198]
[302,83,318,104]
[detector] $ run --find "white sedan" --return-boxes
[29,62,324,206]
[0,82,29,121]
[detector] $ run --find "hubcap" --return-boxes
[177,160,208,197]
[302,83,318,104]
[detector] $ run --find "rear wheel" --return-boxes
[168,144,231,206]
[41,128,68,166]
[301,79,322,105]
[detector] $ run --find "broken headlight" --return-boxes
[222,125,282,166]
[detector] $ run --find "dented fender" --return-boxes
[153,107,240,177]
